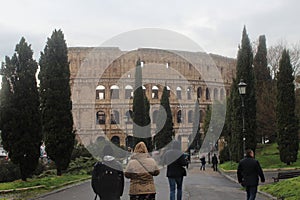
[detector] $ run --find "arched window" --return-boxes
[96,85,105,99]
[152,85,159,99]
[187,87,192,100]
[197,87,202,99]
[176,87,182,99]
[111,110,119,124]
[206,88,210,100]
[111,136,120,146]
[220,88,225,100]
[110,85,119,99]
[177,110,183,123]
[125,110,132,124]
[125,85,133,99]
[166,86,171,97]
[188,110,193,123]
[96,110,106,124]
[214,88,218,100]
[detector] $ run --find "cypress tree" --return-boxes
[0,38,41,181]
[253,35,276,143]
[132,59,152,150]
[231,27,257,160]
[39,29,75,175]
[228,79,243,162]
[276,49,299,165]
[189,99,201,151]
[154,86,174,150]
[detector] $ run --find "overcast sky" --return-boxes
[1,0,299,61]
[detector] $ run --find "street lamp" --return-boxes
[238,79,247,156]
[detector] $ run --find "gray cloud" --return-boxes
[0,0,299,61]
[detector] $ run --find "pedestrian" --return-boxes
[184,152,190,169]
[125,141,160,200]
[237,149,265,200]
[212,153,218,171]
[200,155,206,170]
[91,144,124,200]
[163,140,188,200]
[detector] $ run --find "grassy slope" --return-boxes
[220,143,300,200]
[259,176,300,200]
[220,143,300,170]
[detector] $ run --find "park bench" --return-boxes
[272,170,300,182]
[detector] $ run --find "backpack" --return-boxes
[91,162,123,200]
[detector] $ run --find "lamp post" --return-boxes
[238,79,247,157]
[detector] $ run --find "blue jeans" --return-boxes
[246,186,257,200]
[168,177,183,200]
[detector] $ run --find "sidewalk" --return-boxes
[30,160,275,200]
[181,162,273,200]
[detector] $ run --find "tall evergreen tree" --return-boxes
[231,27,257,161]
[0,38,41,181]
[39,29,75,175]
[189,99,201,151]
[276,49,299,165]
[227,79,243,162]
[132,59,152,150]
[253,35,276,143]
[154,86,174,149]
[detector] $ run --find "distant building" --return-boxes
[68,47,236,150]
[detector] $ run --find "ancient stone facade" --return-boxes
[68,47,236,150]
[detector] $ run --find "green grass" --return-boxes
[0,174,90,190]
[259,176,300,200]
[0,174,90,199]
[220,143,300,170]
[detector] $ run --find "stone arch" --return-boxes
[96,110,106,124]
[176,86,182,99]
[111,136,120,146]
[188,110,193,123]
[213,88,218,100]
[177,110,183,123]
[125,85,133,99]
[96,85,105,99]
[206,88,210,100]
[110,85,119,99]
[220,88,225,101]
[197,87,202,99]
[152,85,159,99]
[111,110,120,124]
[187,87,192,100]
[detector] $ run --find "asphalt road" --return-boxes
[35,163,271,200]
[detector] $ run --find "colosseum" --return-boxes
[68,47,236,151]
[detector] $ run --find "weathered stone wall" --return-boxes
[68,47,236,150]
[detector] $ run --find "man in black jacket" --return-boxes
[237,149,265,200]
[92,145,124,200]
[163,140,188,200]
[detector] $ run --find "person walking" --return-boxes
[91,144,124,200]
[212,153,218,171]
[237,149,265,200]
[125,141,160,200]
[163,140,188,200]
[200,155,206,170]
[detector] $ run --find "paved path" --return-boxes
[35,162,272,200]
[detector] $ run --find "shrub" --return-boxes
[71,144,92,161]
[219,145,230,164]
[0,160,21,182]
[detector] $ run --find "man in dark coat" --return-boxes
[92,145,124,200]
[211,153,218,171]
[237,149,265,200]
[163,140,188,200]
